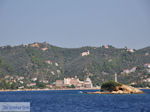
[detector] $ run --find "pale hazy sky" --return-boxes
[0,0,150,49]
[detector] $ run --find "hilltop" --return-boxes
[0,42,150,88]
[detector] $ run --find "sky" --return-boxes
[0,0,150,49]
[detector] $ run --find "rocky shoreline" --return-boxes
[0,86,147,93]
[0,87,100,92]
[86,84,144,94]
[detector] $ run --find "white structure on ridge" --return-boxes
[127,49,135,53]
[81,50,90,56]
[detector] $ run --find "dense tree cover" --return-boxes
[0,79,20,89]
[67,84,76,88]
[36,81,46,89]
[101,81,122,92]
[0,42,150,86]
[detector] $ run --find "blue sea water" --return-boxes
[0,89,150,112]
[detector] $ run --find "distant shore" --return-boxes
[0,87,149,92]
[0,87,100,92]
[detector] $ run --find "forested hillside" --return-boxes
[0,42,150,87]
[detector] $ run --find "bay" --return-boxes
[0,89,150,112]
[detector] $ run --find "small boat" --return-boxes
[79,91,84,94]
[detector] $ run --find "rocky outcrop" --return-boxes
[111,84,143,94]
[86,84,144,94]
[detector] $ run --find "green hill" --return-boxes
[0,42,150,87]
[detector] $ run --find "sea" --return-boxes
[0,89,150,112]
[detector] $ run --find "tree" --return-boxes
[101,81,122,92]
[67,84,75,88]
[36,81,46,88]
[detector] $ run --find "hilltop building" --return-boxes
[127,48,135,53]
[104,45,109,49]
[81,50,90,56]
[30,43,40,48]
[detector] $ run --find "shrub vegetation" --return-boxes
[101,81,122,92]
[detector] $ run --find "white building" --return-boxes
[45,60,53,64]
[143,78,150,82]
[104,45,109,49]
[81,50,90,56]
[130,67,137,72]
[122,69,130,74]
[64,78,71,85]
[122,67,137,74]
[41,47,48,51]
[127,49,135,53]
[55,63,59,66]
[31,77,37,81]
[144,63,150,68]
[84,77,93,88]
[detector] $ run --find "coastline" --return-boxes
[138,88,150,90]
[0,87,100,92]
[0,87,149,92]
